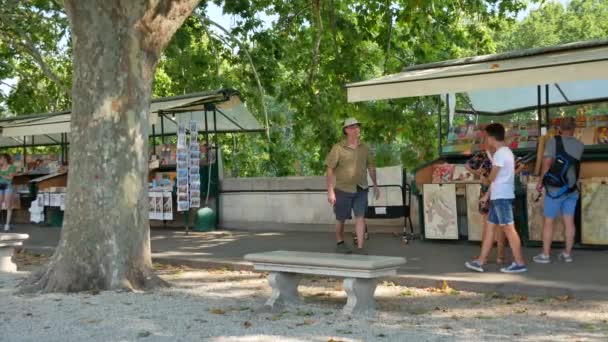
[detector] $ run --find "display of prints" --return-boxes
[162,192,172,220]
[431,164,455,184]
[581,178,608,244]
[148,192,159,220]
[189,150,200,159]
[177,192,188,202]
[423,184,458,239]
[177,201,190,212]
[177,161,188,169]
[526,181,565,242]
[189,166,200,175]
[177,135,186,148]
[190,121,198,134]
[189,174,200,183]
[188,120,200,208]
[176,121,189,212]
[452,165,475,183]
[176,151,188,163]
[465,184,484,241]
[190,197,200,208]
[595,127,608,145]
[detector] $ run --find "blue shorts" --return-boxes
[334,188,368,221]
[0,183,13,195]
[488,199,514,226]
[544,191,579,219]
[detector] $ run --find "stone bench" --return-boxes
[244,250,406,315]
[0,233,30,272]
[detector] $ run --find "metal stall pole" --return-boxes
[22,137,27,168]
[537,85,542,132]
[212,106,219,227]
[151,124,156,157]
[159,111,165,145]
[64,133,69,164]
[204,106,210,149]
[438,96,443,156]
[545,84,550,125]
[60,133,65,165]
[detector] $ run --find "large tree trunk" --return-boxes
[20,0,200,293]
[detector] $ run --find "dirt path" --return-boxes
[0,251,606,341]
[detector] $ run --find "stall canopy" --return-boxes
[0,89,264,148]
[346,39,608,113]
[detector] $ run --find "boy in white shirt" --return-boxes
[466,123,527,273]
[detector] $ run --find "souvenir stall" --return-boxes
[146,89,265,231]
[0,117,70,226]
[345,39,608,247]
[0,89,265,230]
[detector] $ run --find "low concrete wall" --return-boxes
[219,176,420,233]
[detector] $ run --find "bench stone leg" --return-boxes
[266,272,301,307]
[0,247,17,272]
[343,278,378,315]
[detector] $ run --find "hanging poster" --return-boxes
[189,120,201,208]
[581,178,608,244]
[423,184,459,239]
[176,121,190,212]
[162,192,173,220]
[465,184,484,241]
[149,192,159,220]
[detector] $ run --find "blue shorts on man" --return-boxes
[544,191,578,219]
[487,199,514,226]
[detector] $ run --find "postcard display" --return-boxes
[444,122,539,155]
[30,189,66,223]
[176,121,202,212]
[149,191,172,221]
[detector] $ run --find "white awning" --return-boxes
[346,39,608,103]
[466,79,608,115]
[0,90,264,146]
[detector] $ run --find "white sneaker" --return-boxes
[532,253,551,264]
[559,252,573,263]
[3,224,9,231]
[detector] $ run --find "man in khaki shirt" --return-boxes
[326,118,379,254]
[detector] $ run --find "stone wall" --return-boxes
[219,176,420,233]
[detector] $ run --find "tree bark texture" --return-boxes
[20,0,200,293]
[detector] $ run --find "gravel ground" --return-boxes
[1,252,608,342]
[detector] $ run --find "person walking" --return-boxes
[0,153,17,231]
[325,118,380,254]
[465,148,506,265]
[466,123,527,273]
[533,117,584,264]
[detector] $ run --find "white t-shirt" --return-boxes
[490,146,515,200]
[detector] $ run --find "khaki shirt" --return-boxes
[325,140,375,193]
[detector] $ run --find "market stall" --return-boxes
[345,39,608,247]
[0,89,265,230]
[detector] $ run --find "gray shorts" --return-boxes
[334,188,368,221]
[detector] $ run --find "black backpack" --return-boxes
[542,136,580,198]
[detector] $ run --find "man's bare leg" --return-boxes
[541,217,555,256]
[355,216,365,248]
[336,220,345,242]
[476,222,496,264]
[503,224,525,265]
[495,228,506,263]
[562,215,576,256]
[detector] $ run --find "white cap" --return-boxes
[343,117,361,128]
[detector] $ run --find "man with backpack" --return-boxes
[534,117,584,264]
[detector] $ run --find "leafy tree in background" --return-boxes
[0,0,71,114]
[3,0,607,179]
[495,0,608,51]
